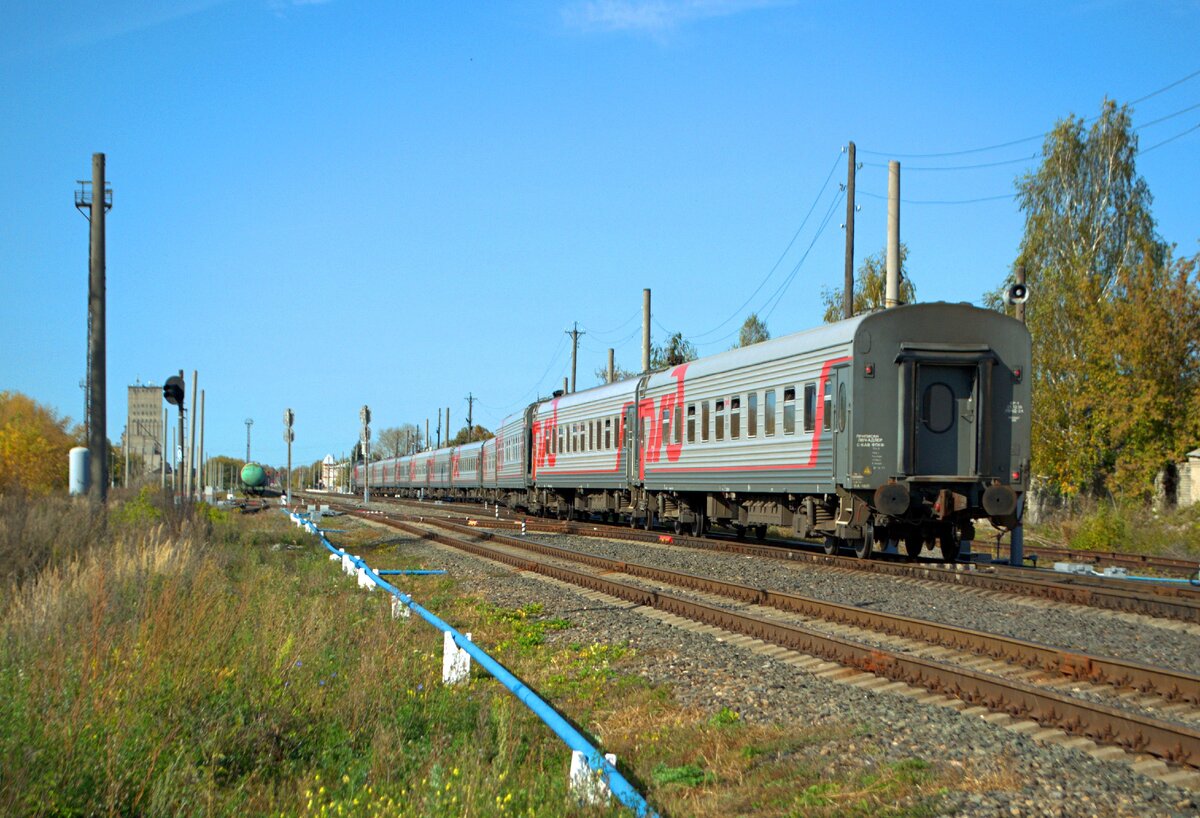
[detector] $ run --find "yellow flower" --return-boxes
[342,774,350,784]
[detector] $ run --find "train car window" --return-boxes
[837,384,847,432]
[803,384,817,432]
[701,402,710,442]
[687,404,696,443]
[730,396,741,439]
[605,418,612,449]
[661,407,671,445]
[823,379,833,431]
[715,399,725,441]
[764,390,776,436]
[747,393,757,437]
[783,387,796,434]
[674,405,682,445]
[922,383,955,433]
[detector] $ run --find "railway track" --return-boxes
[341,502,1200,623]
[319,492,1200,582]
[350,509,1200,769]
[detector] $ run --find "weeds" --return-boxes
[1,498,985,817]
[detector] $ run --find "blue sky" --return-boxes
[2,1,1198,468]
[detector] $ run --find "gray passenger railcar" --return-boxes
[352,302,1029,559]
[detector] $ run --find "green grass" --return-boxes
[0,494,993,817]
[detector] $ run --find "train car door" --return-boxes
[914,364,977,476]
[830,365,850,483]
[624,405,639,484]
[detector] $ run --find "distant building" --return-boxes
[125,384,163,475]
[321,454,344,492]
[1177,450,1200,508]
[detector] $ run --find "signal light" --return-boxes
[864,363,875,378]
[163,375,185,406]
[1013,367,1022,382]
[1011,469,1022,482]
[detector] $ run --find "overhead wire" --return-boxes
[857,66,1200,159]
[758,188,846,325]
[688,150,844,341]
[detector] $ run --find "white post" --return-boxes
[569,751,618,806]
[442,631,472,684]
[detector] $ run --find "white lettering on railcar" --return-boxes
[856,434,884,448]
[1006,401,1025,423]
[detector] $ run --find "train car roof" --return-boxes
[644,312,869,388]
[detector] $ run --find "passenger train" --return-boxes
[353,302,1031,560]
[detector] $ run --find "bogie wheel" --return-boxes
[691,514,706,538]
[903,535,923,559]
[853,527,875,559]
[643,511,654,531]
[822,536,840,555]
[940,530,962,562]
[735,526,746,541]
[755,525,768,541]
[673,519,683,535]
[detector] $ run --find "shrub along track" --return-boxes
[343,508,1200,773]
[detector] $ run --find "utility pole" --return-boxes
[641,289,651,373]
[75,153,112,503]
[465,393,476,443]
[608,348,615,383]
[198,390,206,496]
[245,417,254,462]
[843,141,857,320]
[435,413,441,448]
[161,407,167,489]
[445,406,451,446]
[426,418,430,451]
[187,371,198,501]
[566,322,584,392]
[885,160,901,309]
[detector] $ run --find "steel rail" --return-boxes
[326,496,1200,622]
[372,514,1200,767]
[420,516,1200,705]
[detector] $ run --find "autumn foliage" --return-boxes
[0,392,81,495]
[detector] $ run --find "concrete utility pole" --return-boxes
[843,142,856,320]
[885,160,901,309]
[187,371,198,500]
[607,348,615,383]
[642,289,652,373]
[426,418,430,451]
[198,390,206,495]
[562,377,569,395]
[566,322,585,392]
[75,153,112,502]
[161,408,167,489]
[465,393,476,443]
[445,406,450,445]
[245,417,254,462]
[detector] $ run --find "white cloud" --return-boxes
[562,0,787,34]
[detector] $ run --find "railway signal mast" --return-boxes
[284,408,295,505]
[360,405,371,504]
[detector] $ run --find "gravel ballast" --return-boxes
[331,512,1200,818]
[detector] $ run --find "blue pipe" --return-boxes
[285,511,657,817]
[376,569,447,576]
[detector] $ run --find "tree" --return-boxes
[377,423,422,458]
[996,99,1171,498]
[0,392,81,494]
[593,331,697,385]
[733,313,770,348]
[822,243,916,322]
[595,362,639,385]
[449,425,494,446]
